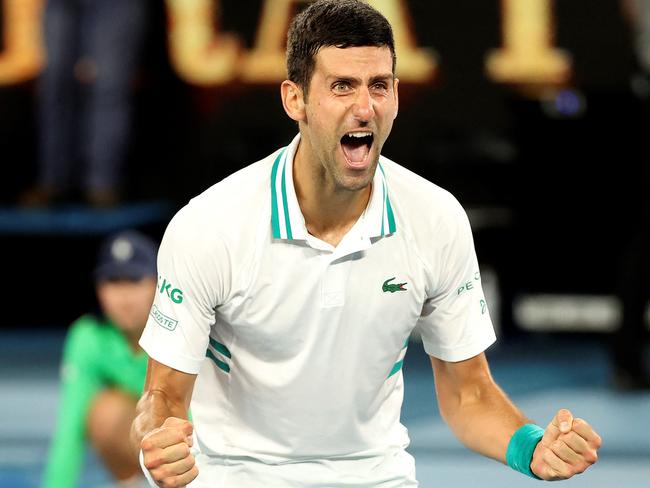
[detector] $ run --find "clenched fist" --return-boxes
[531,409,602,480]
[141,417,198,488]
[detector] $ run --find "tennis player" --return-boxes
[131,1,602,487]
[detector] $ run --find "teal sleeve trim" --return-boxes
[506,424,544,480]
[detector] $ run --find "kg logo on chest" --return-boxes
[158,275,184,304]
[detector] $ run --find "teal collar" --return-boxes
[270,134,396,240]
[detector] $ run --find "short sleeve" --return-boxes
[139,205,230,374]
[415,201,496,362]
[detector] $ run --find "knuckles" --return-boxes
[584,449,598,464]
[153,469,179,488]
[542,449,555,465]
[181,443,191,457]
[140,437,155,452]
[188,464,199,481]
[560,431,578,444]
[145,445,192,471]
[593,434,603,449]
[153,462,199,488]
[550,440,565,452]
[144,451,163,470]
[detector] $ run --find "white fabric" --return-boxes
[140,134,496,487]
[139,449,157,487]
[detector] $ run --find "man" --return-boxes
[43,230,157,488]
[131,1,602,487]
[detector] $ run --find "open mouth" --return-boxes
[340,131,374,167]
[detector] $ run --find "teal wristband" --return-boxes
[506,424,544,479]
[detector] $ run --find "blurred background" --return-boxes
[0,0,648,487]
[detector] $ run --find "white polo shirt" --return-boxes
[140,134,496,487]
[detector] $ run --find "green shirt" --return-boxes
[42,315,148,488]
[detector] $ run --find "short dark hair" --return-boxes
[286,0,396,96]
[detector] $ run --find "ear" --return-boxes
[392,77,399,120]
[281,80,306,122]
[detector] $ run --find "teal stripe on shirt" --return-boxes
[280,157,293,239]
[388,359,404,378]
[270,148,286,238]
[206,349,230,373]
[209,337,231,359]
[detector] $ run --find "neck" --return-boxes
[293,140,371,246]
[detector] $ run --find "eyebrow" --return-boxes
[327,73,394,84]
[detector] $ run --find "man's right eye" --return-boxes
[332,82,351,92]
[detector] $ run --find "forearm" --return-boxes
[130,358,196,456]
[431,354,601,481]
[130,388,189,456]
[432,353,532,462]
[437,376,529,462]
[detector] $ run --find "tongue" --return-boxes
[341,139,370,164]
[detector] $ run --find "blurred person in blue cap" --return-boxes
[42,230,158,488]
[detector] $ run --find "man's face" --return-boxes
[301,45,398,192]
[96,277,157,336]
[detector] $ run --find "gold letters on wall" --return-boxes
[172,0,437,84]
[165,0,240,85]
[0,0,570,90]
[369,0,437,82]
[240,0,299,82]
[486,0,571,86]
[0,0,44,84]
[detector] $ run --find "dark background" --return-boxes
[0,0,644,331]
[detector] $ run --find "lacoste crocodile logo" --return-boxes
[382,277,407,293]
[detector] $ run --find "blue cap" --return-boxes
[94,230,158,282]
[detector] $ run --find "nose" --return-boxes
[352,87,374,122]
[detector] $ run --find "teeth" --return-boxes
[347,132,372,138]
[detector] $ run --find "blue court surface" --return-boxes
[1,331,648,487]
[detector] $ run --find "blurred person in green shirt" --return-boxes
[42,230,158,488]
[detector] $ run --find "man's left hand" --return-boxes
[530,409,602,480]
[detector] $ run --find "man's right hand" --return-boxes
[141,417,198,488]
